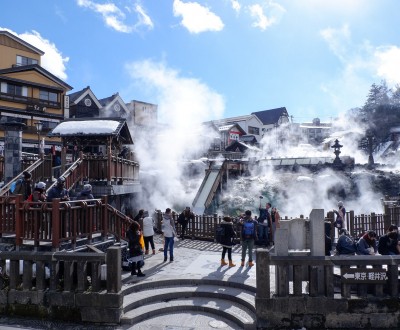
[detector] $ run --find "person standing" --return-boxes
[162,208,177,262]
[177,206,195,239]
[240,210,258,267]
[142,210,156,255]
[79,184,94,200]
[333,201,346,229]
[219,216,236,267]
[270,207,281,245]
[126,221,145,277]
[13,171,32,201]
[30,181,47,204]
[257,202,271,246]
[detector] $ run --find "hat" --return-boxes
[337,201,343,207]
[35,182,46,190]
[23,171,32,179]
[83,184,92,192]
[57,176,66,184]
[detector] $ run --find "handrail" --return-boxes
[0,157,43,196]
[46,157,84,194]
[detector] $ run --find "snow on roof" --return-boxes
[51,120,120,136]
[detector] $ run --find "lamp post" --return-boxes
[34,121,43,155]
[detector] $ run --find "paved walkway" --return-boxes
[0,236,261,330]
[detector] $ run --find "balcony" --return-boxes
[0,91,61,109]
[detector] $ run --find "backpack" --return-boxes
[215,225,225,243]
[10,179,22,194]
[243,221,255,238]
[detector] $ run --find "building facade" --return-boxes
[0,30,72,153]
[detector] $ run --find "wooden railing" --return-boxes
[257,251,399,299]
[0,195,132,250]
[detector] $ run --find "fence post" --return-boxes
[107,246,121,293]
[256,249,270,299]
[52,199,60,250]
[102,195,108,240]
[349,210,355,236]
[371,212,377,233]
[14,195,23,249]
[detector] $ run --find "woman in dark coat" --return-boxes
[126,221,145,277]
[220,216,236,267]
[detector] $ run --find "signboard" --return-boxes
[26,104,46,112]
[341,268,388,283]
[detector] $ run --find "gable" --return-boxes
[0,31,44,56]
[1,70,66,90]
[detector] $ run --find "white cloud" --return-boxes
[374,46,400,85]
[173,0,224,34]
[247,1,286,31]
[319,24,400,115]
[76,0,153,33]
[0,28,69,81]
[231,0,241,14]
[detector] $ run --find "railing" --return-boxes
[257,251,399,299]
[0,195,132,250]
[0,156,3,182]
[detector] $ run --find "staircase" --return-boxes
[121,278,256,329]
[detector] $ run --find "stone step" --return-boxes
[123,283,255,313]
[120,296,256,329]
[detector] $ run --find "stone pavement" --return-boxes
[0,236,261,330]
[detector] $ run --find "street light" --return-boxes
[34,121,43,155]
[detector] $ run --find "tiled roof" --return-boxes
[252,107,288,125]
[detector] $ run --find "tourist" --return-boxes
[335,229,357,255]
[270,207,281,245]
[134,209,144,228]
[356,230,377,255]
[30,181,47,204]
[79,184,94,200]
[12,171,32,201]
[177,206,195,239]
[219,216,236,267]
[257,202,270,246]
[47,176,69,202]
[162,208,177,262]
[240,210,258,267]
[126,221,145,277]
[333,201,346,229]
[378,224,400,255]
[142,210,156,255]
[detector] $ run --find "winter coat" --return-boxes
[336,234,357,255]
[79,190,94,200]
[162,214,177,238]
[378,234,399,255]
[356,234,377,255]
[142,216,155,237]
[126,227,143,258]
[219,221,236,248]
[47,186,69,202]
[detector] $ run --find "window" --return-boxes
[41,121,58,129]
[1,82,28,97]
[39,90,58,103]
[16,55,38,66]
[248,126,260,135]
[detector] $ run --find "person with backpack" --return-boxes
[12,171,32,201]
[126,221,145,277]
[240,210,258,267]
[218,216,236,267]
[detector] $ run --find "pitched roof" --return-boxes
[0,64,72,90]
[0,30,44,55]
[68,86,102,108]
[252,107,288,125]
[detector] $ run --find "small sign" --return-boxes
[26,104,46,112]
[341,268,388,283]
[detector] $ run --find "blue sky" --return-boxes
[1,0,400,124]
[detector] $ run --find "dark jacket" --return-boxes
[336,234,357,255]
[79,190,94,200]
[378,234,399,255]
[126,227,143,258]
[219,221,236,248]
[14,179,32,201]
[47,185,69,202]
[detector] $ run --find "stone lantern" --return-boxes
[331,139,343,169]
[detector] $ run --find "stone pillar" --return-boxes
[2,122,25,183]
[275,228,288,256]
[309,209,325,256]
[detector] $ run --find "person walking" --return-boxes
[13,171,32,201]
[240,210,258,267]
[162,208,177,262]
[126,221,145,277]
[177,206,195,239]
[219,216,236,267]
[142,210,156,255]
